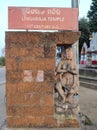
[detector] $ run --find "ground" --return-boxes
[79,86,97,125]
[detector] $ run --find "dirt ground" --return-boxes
[79,86,97,125]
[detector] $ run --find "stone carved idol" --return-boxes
[55,47,80,116]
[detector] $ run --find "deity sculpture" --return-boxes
[55,47,79,116]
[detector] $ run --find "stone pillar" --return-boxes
[6,31,80,128]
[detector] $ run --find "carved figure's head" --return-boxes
[62,47,74,60]
[65,48,74,60]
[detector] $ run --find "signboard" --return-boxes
[8,7,78,30]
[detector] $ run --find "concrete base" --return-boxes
[79,67,97,89]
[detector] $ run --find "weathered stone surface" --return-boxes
[7,106,54,117]
[6,82,53,95]
[5,31,80,46]
[6,31,80,128]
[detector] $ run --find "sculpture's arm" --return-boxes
[56,61,67,73]
[68,64,78,75]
